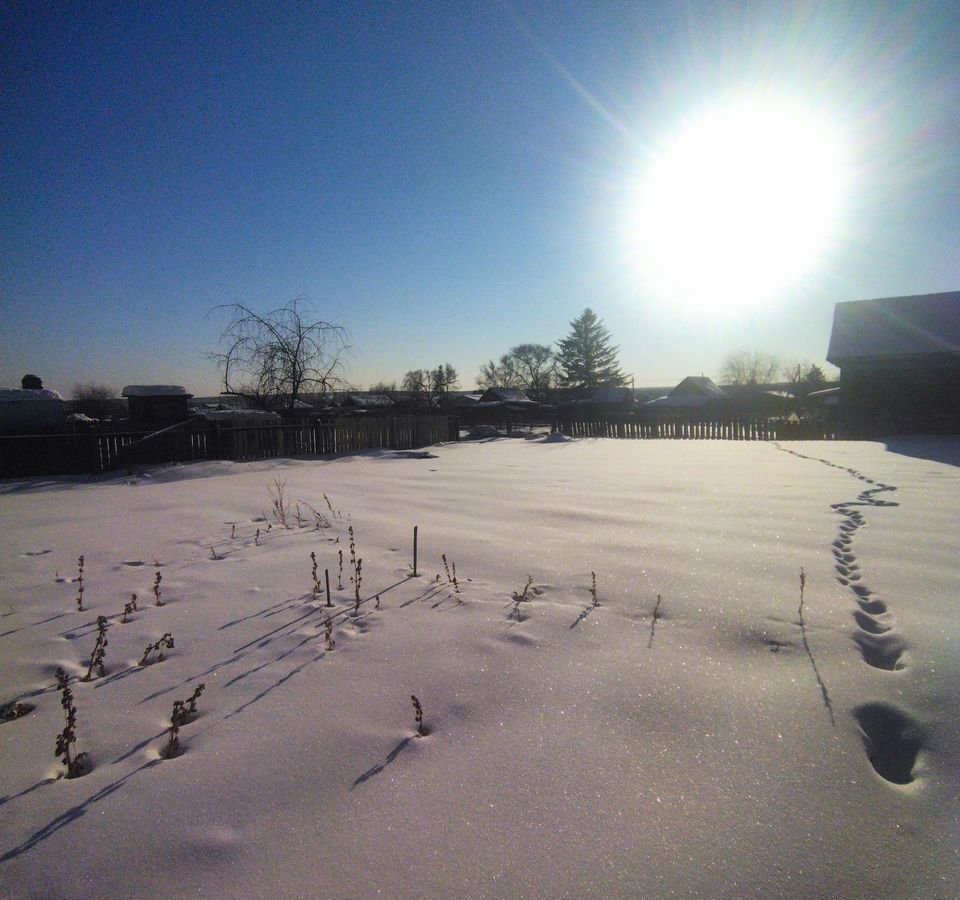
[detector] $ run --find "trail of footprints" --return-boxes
[776,444,923,785]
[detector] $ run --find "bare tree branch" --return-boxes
[208,297,350,413]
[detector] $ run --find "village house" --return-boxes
[122,385,193,425]
[826,291,960,435]
[644,376,728,413]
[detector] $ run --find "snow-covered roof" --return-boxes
[645,377,727,408]
[808,386,840,406]
[668,376,726,400]
[827,291,960,363]
[478,387,535,404]
[122,385,192,398]
[644,394,713,409]
[343,393,396,408]
[195,409,281,423]
[1,388,65,403]
[445,392,483,407]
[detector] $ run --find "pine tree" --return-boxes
[555,308,625,392]
[804,364,827,390]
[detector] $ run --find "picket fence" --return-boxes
[0,414,837,478]
[553,416,836,441]
[0,416,458,478]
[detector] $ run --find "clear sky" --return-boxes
[3,1,959,396]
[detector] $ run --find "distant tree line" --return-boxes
[198,298,834,415]
[57,298,837,424]
[720,350,831,398]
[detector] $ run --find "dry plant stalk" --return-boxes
[54,668,88,778]
[76,555,85,611]
[411,694,425,736]
[153,570,163,606]
[442,555,461,593]
[82,616,109,681]
[325,616,335,650]
[161,682,205,759]
[647,594,663,649]
[268,478,291,529]
[140,633,175,666]
[511,576,534,620]
[353,559,363,613]
[121,593,138,623]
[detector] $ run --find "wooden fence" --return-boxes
[553,416,837,441]
[0,414,838,478]
[0,416,458,478]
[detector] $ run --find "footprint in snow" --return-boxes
[854,703,922,785]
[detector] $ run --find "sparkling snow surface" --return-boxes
[1,438,958,898]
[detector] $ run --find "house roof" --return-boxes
[590,386,639,405]
[643,376,726,410]
[808,386,840,405]
[478,387,535,404]
[669,376,726,399]
[122,385,192,398]
[445,392,482,407]
[827,291,960,363]
[196,409,282,423]
[342,393,395,408]
[0,389,64,403]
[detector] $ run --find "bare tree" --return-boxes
[402,363,458,408]
[71,383,118,419]
[209,298,349,413]
[505,344,556,400]
[719,351,780,387]
[434,363,460,393]
[477,343,557,401]
[402,368,429,395]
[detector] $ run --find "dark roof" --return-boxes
[668,376,726,400]
[643,376,726,410]
[827,292,960,363]
[478,387,534,404]
[590,386,640,406]
[342,393,395,408]
[444,392,482,408]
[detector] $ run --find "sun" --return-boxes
[628,95,849,315]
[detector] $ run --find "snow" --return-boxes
[121,385,191,398]
[1,438,958,898]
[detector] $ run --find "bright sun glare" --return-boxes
[630,96,849,315]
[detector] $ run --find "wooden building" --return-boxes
[826,292,960,435]
[122,385,193,425]
[644,376,728,413]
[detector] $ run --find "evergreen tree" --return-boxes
[555,308,625,392]
[804,364,827,390]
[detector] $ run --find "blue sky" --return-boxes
[3,1,959,395]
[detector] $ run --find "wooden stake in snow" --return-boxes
[413,525,418,576]
[325,568,332,607]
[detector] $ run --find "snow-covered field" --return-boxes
[1,437,958,898]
